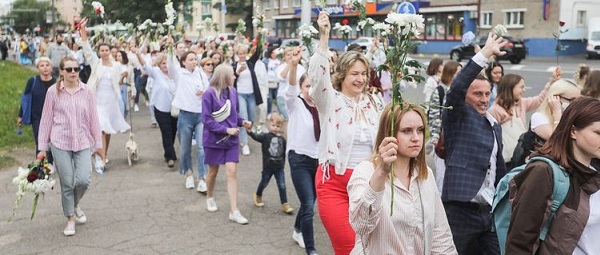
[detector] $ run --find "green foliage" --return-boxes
[0,62,35,151]
[212,0,253,35]
[79,0,186,27]
[5,0,54,34]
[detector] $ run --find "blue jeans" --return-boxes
[289,150,318,254]
[276,96,288,121]
[177,110,206,179]
[120,84,128,119]
[256,165,287,203]
[238,92,256,145]
[267,88,277,114]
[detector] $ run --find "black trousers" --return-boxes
[154,108,178,161]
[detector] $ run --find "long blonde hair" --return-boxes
[209,64,234,99]
[536,79,581,123]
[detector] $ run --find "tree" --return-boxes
[213,0,253,35]
[7,0,55,34]
[79,0,185,26]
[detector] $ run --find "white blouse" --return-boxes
[168,54,206,113]
[143,62,176,113]
[348,161,457,255]
[308,48,383,176]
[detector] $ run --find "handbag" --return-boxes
[20,76,37,125]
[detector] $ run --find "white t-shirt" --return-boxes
[574,171,600,255]
[530,112,550,131]
[236,66,253,94]
[275,63,305,98]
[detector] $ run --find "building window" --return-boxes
[503,9,525,28]
[577,10,586,27]
[274,0,279,9]
[282,0,289,9]
[201,2,211,14]
[327,0,337,5]
[423,12,463,41]
[293,0,301,7]
[276,19,300,38]
[480,12,492,28]
[263,0,271,10]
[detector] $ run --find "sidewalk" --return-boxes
[0,105,333,255]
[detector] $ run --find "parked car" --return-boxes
[586,17,600,59]
[449,36,527,64]
[267,36,282,47]
[344,37,375,51]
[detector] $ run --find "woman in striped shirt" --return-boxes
[37,57,103,236]
[347,103,456,254]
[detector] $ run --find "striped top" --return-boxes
[348,161,457,255]
[37,82,103,152]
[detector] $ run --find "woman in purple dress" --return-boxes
[202,64,252,224]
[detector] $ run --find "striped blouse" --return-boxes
[37,82,102,152]
[348,161,457,255]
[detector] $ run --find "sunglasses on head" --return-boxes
[63,67,80,73]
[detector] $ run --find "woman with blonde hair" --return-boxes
[17,57,57,163]
[136,50,178,168]
[310,12,384,254]
[202,64,252,224]
[348,103,456,254]
[531,79,581,141]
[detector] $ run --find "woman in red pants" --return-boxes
[308,12,384,254]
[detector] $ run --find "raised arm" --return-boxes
[308,12,335,113]
[79,24,99,67]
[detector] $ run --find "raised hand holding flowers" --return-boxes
[235,19,247,36]
[298,23,319,55]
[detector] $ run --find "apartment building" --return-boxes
[253,0,600,56]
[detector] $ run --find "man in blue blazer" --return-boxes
[441,33,508,255]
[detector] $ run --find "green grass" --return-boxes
[0,61,36,167]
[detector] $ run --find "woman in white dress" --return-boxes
[80,24,130,170]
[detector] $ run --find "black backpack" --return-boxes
[508,122,546,169]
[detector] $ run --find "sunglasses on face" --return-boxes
[63,67,80,73]
[205,63,214,66]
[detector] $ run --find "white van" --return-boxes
[586,17,600,59]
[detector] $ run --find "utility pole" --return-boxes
[51,0,55,36]
[300,0,310,27]
[220,0,226,34]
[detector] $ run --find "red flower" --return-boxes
[219,36,225,41]
[95,8,102,15]
[342,19,349,25]
[27,172,38,182]
[559,21,565,27]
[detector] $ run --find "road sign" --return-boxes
[397,2,416,14]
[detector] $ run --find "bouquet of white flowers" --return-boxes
[8,157,56,221]
[298,23,319,55]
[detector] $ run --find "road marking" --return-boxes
[509,65,524,70]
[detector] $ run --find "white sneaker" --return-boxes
[197,179,207,193]
[74,207,87,224]
[228,210,249,224]
[206,197,218,212]
[242,145,250,156]
[185,176,195,189]
[292,230,306,248]
[94,155,105,175]
[192,138,197,146]
[134,104,140,112]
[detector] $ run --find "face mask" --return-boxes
[561,102,570,111]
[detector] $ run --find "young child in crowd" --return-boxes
[247,112,293,214]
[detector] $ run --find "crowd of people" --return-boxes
[14,10,600,255]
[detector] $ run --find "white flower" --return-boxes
[91,1,105,18]
[138,19,153,30]
[315,0,326,8]
[252,18,260,27]
[163,1,176,25]
[493,24,508,37]
[344,0,361,6]
[204,17,213,24]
